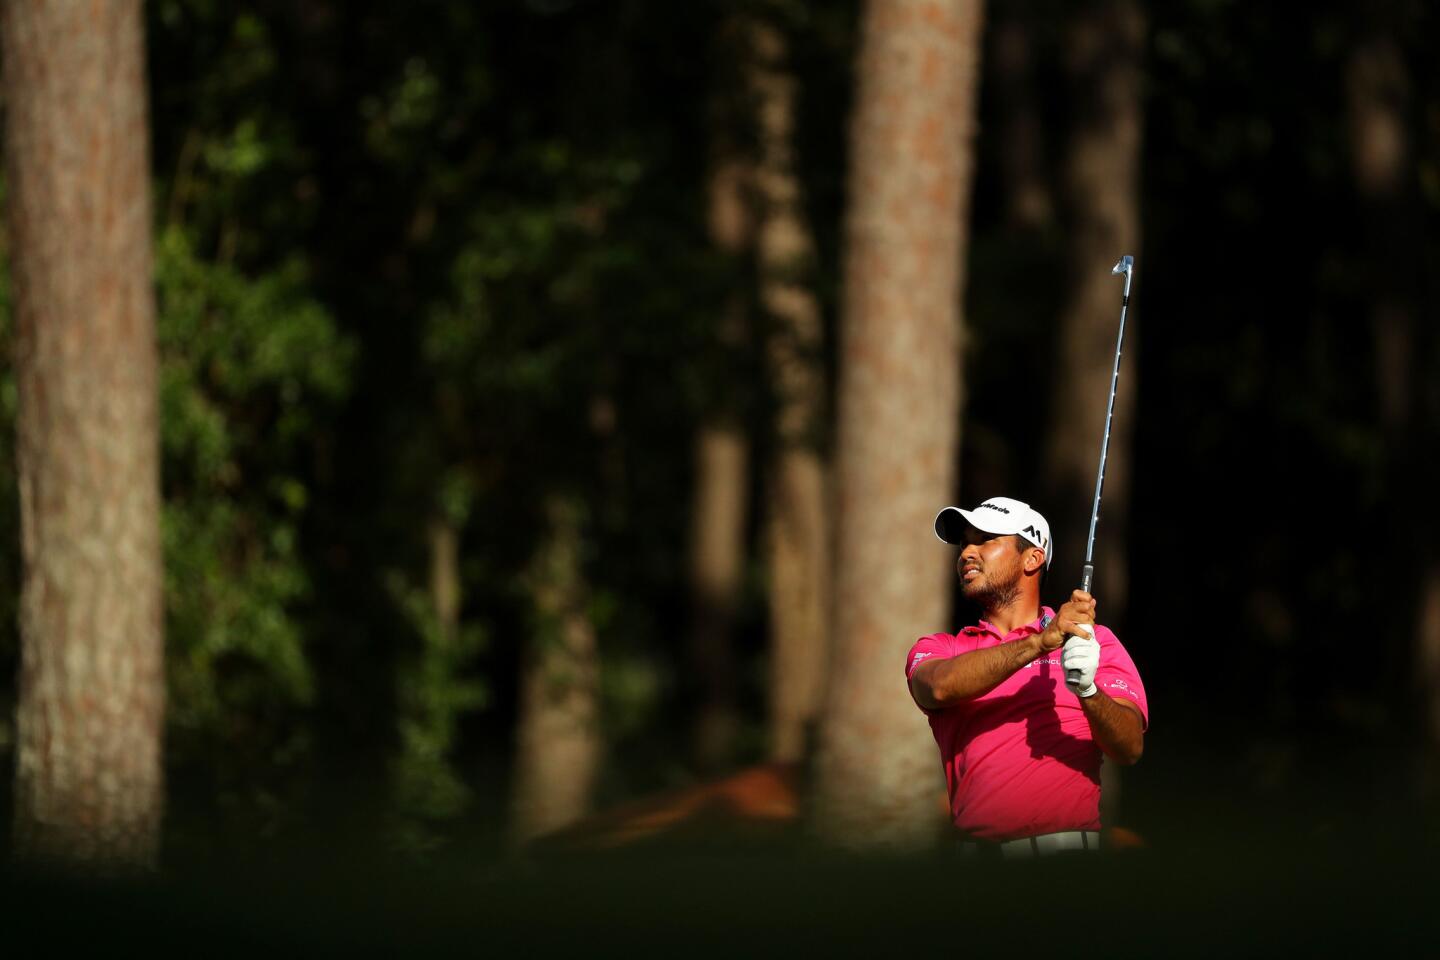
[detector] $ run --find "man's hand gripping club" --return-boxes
[1041,590,1099,698]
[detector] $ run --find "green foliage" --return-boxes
[362,58,444,164]
[156,226,352,746]
[385,566,489,855]
[149,2,310,266]
[422,148,648,407]
[144,4,354,826]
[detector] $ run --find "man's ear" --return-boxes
[1024,548,1045,575]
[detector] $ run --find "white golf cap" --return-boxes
[934,496,1053,569]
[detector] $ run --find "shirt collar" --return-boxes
[961,606,1055,640]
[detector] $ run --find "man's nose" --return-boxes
[960,544,979,562]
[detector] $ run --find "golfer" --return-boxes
[906,496,1148,856]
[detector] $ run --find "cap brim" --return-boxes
[935,506,1026,544]
[934,507,964,543]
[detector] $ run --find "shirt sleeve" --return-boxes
[905,632,957,682]
[904,632,961,715]
[1093,625,1149,729]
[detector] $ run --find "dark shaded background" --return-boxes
[1,0,1438,921]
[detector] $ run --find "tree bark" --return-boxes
[2,0,165,867]
[510,496,601,844]
[686,40,755,773]
[429,517,461,646]
[688,420,748,772]
[1346,34,1417,433]
[1044,0,1144,622]
[811,0,984,850]
[748,19,831,765]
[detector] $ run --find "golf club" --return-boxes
[1066,254,1134,687]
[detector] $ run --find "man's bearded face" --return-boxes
[958,530,1024,610]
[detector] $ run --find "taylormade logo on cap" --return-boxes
[933,496,1053,569]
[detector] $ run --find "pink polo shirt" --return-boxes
[905,608,1148,841]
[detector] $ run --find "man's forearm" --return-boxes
[911,635,1046,709]
[1079,692,1144,765]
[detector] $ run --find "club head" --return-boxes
[1111,255,1134,276]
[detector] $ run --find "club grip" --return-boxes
[1064,615,1096,688]
[1068,564,1095,686]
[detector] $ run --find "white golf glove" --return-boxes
[1062,625,1100,698]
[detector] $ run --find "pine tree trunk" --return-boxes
[510,497,601,844]
[687,55,754,773]
[429,518,461,645]
[1343,16,1437,760]
[748,19,831,765]
[688,423,748,772]
[812,0,984,850]
[1045,0,1144,620]
[2,0,165,867]
[1346,28,1417,435]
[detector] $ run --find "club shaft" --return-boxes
[1082,267,1133,567]
[1068,258,1133,689]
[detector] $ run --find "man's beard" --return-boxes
[963,565,1022,613]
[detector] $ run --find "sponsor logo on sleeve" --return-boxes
[911,651,934,669]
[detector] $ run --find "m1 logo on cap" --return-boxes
[1023,524,1048,547]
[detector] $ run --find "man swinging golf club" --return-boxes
[906,257,1147,857]
[907,497,1147,856]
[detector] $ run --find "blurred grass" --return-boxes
[3,817,1436,956]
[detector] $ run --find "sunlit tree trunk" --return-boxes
[2,0,165,867]
[429,518,461,645]
[812,0,984,850]
[687,31,754,773]
[1044,0,1144,622]
[1343,16,1438,757]
[1346,31,1417,439]
[688,422,748,772]
[748,19,831,765]
[510,496,601,844]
